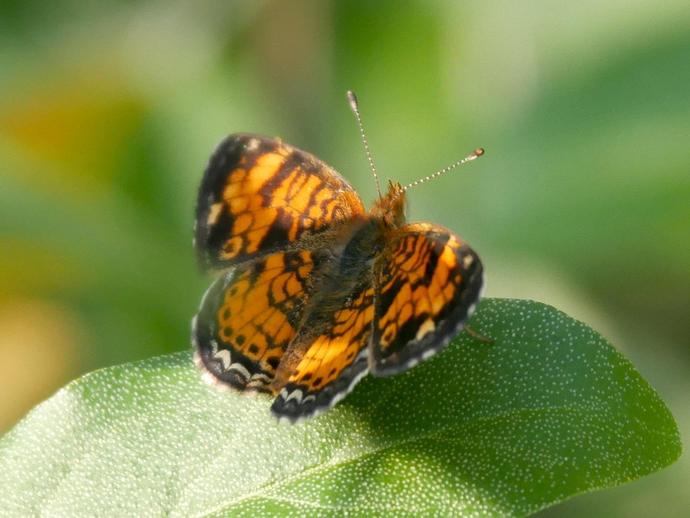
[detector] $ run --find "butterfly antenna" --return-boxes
[403,147,484,191]
[347,90,382,198]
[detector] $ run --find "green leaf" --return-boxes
[0,299,680,516]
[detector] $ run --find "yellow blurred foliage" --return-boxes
[0,67,144,199]
[0,238,90,298]
[0,299,86,433]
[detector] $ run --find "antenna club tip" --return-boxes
[474,147,485,157]
[346,90,359,111]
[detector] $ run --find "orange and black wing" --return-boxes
[370,223,483,376]
[195,133,365,269]
[270,278,375,422]
[193,250,321,392]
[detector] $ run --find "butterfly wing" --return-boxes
[193,250,321,392]
[270,277,375,422]
[370,223,483,376]
[195,133,365,269]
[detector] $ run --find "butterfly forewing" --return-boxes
[195,133,365,270]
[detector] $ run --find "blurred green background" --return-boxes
[0,0,687,515]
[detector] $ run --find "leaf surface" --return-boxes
[0,299,680,517]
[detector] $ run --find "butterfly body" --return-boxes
[193,134,483,422]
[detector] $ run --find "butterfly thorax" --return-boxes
[287,185,406,347]
[329,182,405,276]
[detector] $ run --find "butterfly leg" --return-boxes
[464,324,494,344]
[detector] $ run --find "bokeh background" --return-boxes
[0,0,687,515]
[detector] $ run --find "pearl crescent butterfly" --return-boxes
[193,92,485,423]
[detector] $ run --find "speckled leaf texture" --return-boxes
[0,299,680,517]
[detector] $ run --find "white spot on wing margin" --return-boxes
[278,364,370,425]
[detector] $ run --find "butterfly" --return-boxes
[192,91,485,423]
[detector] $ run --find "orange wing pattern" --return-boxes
[195,134,365,269]
[193,250,319,392]
[370,223,483,376]
[270,279,375,421]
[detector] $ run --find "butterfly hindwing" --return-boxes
[193,250,320,392]
[370,223,483,376]
[195,134,366,270]
[270,276,375,422]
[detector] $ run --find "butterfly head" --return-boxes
[371,180,406,228]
